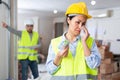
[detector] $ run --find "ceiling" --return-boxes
[18,0,120,17]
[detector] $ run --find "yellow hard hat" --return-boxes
[65,2,92,19]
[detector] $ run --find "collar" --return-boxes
[62,32,81,42]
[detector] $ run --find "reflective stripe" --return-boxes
[17,52,38,60]
[18,52,38,56]
[50,74,97,80]
[29,53,38,56]
[76,74,97,80]
[18,46,34,49]
[50,76,74,80]
[18,52,27,54]
[18,46,29,48]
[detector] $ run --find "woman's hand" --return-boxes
[57,46,69,58]
[81,26,91,57]
[53,46,69,66]
[81,26,90,42]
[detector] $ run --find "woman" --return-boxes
[46,2,101,80]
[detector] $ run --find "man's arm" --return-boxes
[7,26,22,37]
[2,22,22,37]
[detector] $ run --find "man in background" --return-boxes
[1,19,41,80]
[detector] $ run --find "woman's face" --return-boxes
[67,15,87,36]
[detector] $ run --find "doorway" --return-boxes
[55,22,64,38]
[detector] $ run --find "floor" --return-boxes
[38,63,51,80]
[28,63,51,80]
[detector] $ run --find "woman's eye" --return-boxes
[82,23,85,26]
[76,21,80,24]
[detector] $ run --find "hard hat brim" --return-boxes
[86,14,92,19]
[66,13,92,19]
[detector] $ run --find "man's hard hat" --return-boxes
[65,2,92,19]
[24,19,34,26]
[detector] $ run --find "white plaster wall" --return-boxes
[87,7,120,54]
[0,0,9,79]
[38,17,54,55]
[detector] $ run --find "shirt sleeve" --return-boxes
[7,26,22,37]
[85,41,101,69]
[46,43,60,75]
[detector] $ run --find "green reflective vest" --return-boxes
[51,36,98,80]
[17,30,39,61]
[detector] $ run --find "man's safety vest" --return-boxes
[51,36,98,80]
[18,30,39,61]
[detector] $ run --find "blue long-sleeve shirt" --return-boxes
[46,33,101,75]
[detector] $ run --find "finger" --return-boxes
[63,53,68,57]
[63,47,69,57]
[63,50,68,57]
[57,51,63,58]
[60,47,68,57]
[59,49,67,57]
[64,46,69,50]
[59,46,69,57]
[82,26,87,33]
[62,47,68,54]
[82,26,89,36]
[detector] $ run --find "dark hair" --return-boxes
[66,14,76,26]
